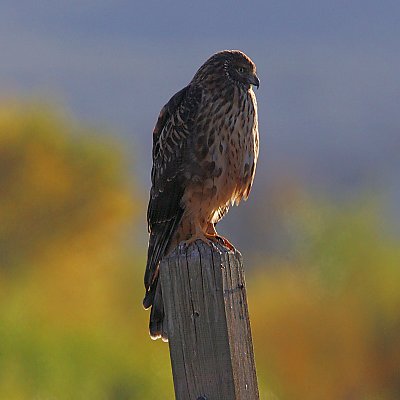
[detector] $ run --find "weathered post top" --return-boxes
[160,240,259,400]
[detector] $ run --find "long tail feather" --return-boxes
[149,284,168,341]
[143,208,184,339]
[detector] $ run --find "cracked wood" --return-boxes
[160,240,259,400]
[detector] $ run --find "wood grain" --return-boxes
[160,240,259,400]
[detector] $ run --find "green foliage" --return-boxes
[1,102,399,399]
[0,103,173,399]
[250,196,400,400]
[0,103,134,272]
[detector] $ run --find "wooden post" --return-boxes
[160,240,259,400]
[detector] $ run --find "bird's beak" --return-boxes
[249,73,260,89]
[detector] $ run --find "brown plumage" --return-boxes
[144,50,260,340]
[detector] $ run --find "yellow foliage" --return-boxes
[0,103,135,272]
[1,102,399,399]
[249,199,400,400]
[0,103,174,399]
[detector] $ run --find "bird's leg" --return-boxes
[206,222,218,236]
[181,221,236,252]
[181,221,220,249]
[216,235,236,251]
[182,233,208,247]
[181,220,211,248]
[206,222,236,252]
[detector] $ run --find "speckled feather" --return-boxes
[144,50,260,340]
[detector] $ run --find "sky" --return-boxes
[1,0,399,237]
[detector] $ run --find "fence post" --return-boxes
[160,240,259,400]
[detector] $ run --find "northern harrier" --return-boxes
[143,50,260,340]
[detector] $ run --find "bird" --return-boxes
[143,50,260,341]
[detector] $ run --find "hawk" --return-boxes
[143,50,260,340]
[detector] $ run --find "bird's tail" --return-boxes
[143,262,168,341]
[142,229,169,341]
[149,282,168,341]
[143,220,182,341]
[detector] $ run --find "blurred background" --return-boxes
[1,1,399,399]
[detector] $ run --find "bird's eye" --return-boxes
[238,67,245,73]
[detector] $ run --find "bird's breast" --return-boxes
[189,88,258,209]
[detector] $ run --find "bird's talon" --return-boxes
[215,235,236,252]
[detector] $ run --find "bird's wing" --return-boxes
[144,84,202,306]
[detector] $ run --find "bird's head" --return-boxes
[224,50,260,89]
[194,50,260,91]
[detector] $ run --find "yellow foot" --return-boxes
[181,233,236,252]
[206,223,235,251]
[181,233,216,248]
[214,235,236,252]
